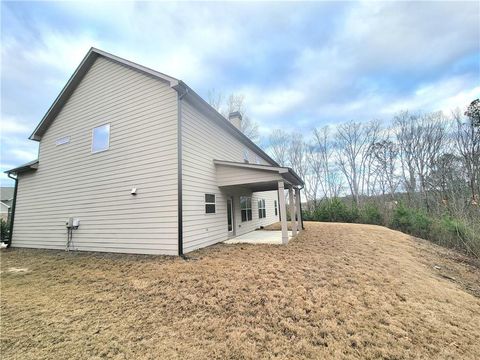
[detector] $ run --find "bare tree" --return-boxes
[394,111,419,203]
[454,100,480,205]
[334,120,380,205]
[269,129,289,166]
[207,90,259,142]
[311,126,342,199]
[371,135,399,200]
[413,112,447,210]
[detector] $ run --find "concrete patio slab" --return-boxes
[224,230,293,245]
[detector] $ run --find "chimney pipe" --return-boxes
[228,111,242,130]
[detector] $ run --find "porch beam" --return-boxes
[278,181,289,244]
[295,188,302,230]
[288,186,297,236]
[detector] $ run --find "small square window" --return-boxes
[205,194,216,214]
[92,124,110,153]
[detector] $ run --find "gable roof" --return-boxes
[30,48,179,141]
[29,48,279,167]
[5,159,39,175]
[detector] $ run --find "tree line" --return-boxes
[268,101,479,217]
[208,92,479,256]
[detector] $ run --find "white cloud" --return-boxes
[381,76,480,116]
[11,148,38,162]
[245,88,306,117]
[0,115,30,135]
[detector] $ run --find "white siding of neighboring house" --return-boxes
[12,56,179,255]
[181,99,280,253]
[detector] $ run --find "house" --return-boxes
[0,187,14,221]
[5,48,304,256]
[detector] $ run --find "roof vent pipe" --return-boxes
[228,111,242,130]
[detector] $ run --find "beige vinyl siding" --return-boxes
[232,190,279,235]
[181,100,279,253]
[216,165,283,187]
[12,56,179,255]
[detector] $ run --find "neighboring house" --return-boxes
[0,187,14,221]
[6,48,304,256]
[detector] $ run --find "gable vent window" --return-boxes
[92,124,110,153]
[255,155,261,164]
[243,148,249,163]
[258,199,266,219]
[205,194,216,214]
[240,196,252,222]
[55,136,70,146]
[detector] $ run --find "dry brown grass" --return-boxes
[1,222,479,359]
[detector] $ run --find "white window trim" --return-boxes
[205,193,216,214]
[240,196,252,222]
[258,199,266,219]
[91,123,110,154]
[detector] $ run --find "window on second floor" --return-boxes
[274,200,278,216]
[240,196,252,222]
[258,199,266,219]
[92,124,110,153]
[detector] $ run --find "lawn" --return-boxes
[1,222,479,359]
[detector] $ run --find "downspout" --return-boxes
[6,173,18,248]
[177,86,189,257]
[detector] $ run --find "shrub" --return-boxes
[359,203,384,225]
[431,216,480,257]
[313,198,359,223]
[0,218,9,242]
[390,204,432,239]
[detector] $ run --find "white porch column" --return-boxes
[278,181,289,244]
[288,186,297,236]
[295,188,302,230]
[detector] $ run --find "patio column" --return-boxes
[295,188,302,230]
[278,181,289,244]
[288,186,297,236]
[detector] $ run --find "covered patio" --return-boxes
[215,160,304,244]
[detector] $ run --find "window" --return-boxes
[92,124,110,153]
[205,194,216,214]
[240,196,252,222]
[55,136,70,146]
[255,155,261,164]
[274,200,278,216]
[243,148,249,163]
[258,199,266,219]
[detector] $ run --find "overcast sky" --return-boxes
[1,1,479,185]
